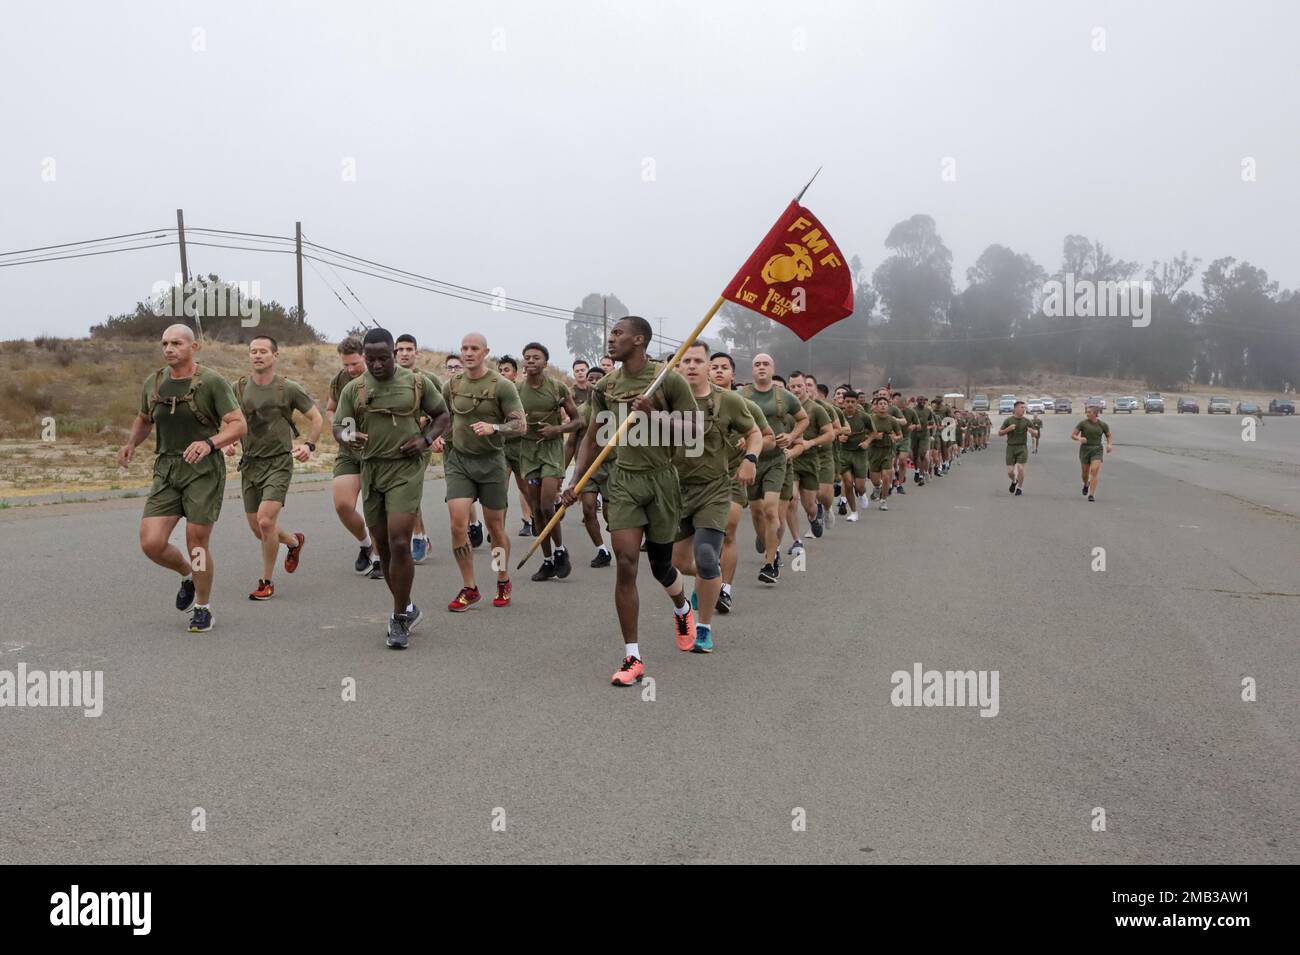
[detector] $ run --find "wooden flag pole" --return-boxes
[516,295,726,570]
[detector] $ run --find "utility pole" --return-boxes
[295,221,305,324]
[602,296,607,356]
[176,208,199,340]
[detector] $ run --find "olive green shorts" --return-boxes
[606,464,681,543]
[1080,445,1104,465]
[747,455,786,502]
[730,478,749,507]
[361,455,427,528]
[241,453,294,512]
[444,447,509,511]
[842,448,868,480]
[676,476,731,540]
[582,456,612,496]
[817,450,835,486]
[866,449,893,474]
[520,437,566,481]
[503,439,524,476]
[1006,445,1029,466]
[332,450,361,478]
[779,459,794,501]
[144,454,226,525]
[793,453,820,492]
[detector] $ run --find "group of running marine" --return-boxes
[119,318,1114,686]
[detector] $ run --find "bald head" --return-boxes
[163,323,195,343]
[751,352,775,389]
[160,323,199,369]
[459,332,490,376]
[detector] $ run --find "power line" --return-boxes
[0,241,176,268]
[302,254,367,329]
[0,229,173,258]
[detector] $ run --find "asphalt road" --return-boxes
[2,413,1296,864]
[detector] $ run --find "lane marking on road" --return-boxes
[1177,524,1200,528]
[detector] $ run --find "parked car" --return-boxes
[1208,395,1231,414]
[1054,397,1072,413]
[1177,397,1200,413]
[998,394,1016,414]
[1085,395,1106,413]
[1237,401,1261,416]
[1268,397,1295,415]
[1027,400,1045,414]
[1144,393,1164,413]
[971,394,989,412]
[1038,395,1054,410]
[1115,396,1138,413]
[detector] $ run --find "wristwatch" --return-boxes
[743,452,758,464]
[306,442,317,452]
[492,423,501,433]
[204,438,216,453]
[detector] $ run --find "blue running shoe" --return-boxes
[692,623,713,653]
[411,536,428,564]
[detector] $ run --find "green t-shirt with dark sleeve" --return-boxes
[1002,416,1031,447]
[237,376,316,458]
[1075,418,1110,447]
[590,360,697,472]
[441,369,524,456]
[335,367,447,460]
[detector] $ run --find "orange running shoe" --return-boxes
[447,586,480,612]
[284,532,305,573]
[673,604,696,651]
[249,579,275,601]
[492,579,512,607]
[611,656,644,686]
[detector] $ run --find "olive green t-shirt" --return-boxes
[139,366,239,456]
[518,375,570,442]
[237,376,316,458]
[571,384,592,407]
[867,411,902,448]
[1001,416,1031,446]
[336,367,447,461]
[902,405,919,435]
[442,369,524,457]
[583,396,617,464]
[742,384,802,460]
[1075,418,1110,447]
[329,367,363,461]
[843,407,871,448]
[799,397,832,443]
[590,360,697,473]
[675,386,757,484]
[728,397,769,472]
[1030,416,1042,436]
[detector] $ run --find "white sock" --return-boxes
[554,545,566,554]
[181,573,193,582]
[406,603,414,613]
[722,583,732,595]
[626,643,641,660]
[673,600,690,616]
[598,545,610,555]
[195,603,210,610]
[360,535,372,548]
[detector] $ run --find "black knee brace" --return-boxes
[645,540,678,587]
[693,528,724,580]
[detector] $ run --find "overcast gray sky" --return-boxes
[2,0,1296,361]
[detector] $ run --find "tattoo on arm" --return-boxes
[498,410,528,436]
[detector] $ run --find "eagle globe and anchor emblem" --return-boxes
[760,242,815,285]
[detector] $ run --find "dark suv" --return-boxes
[1177,397,1199,413]
[1269,397,1295,415]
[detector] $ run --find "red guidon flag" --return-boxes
[722,200,854,340]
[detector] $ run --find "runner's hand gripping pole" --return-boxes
[516,296,726,570]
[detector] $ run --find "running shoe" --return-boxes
[810,516,824,538]
[284,532,305,573]
[816,502,825,522]
[1015,487,1023,496]
[366,560,384,580]
[833,481,842,496]
[1010,480,1017,494]
[758,562,777,584]
[692,623,714,654]
[386,613,410,650]
[716,589,732,614]
[188,606,213,632]
[673,604,697,651]
[469,522,484,548]
[354,546,372,574]
[1088,494,1095,502]
[611,655,644,686]
[411,535,428,564]
[846,511,859,523]
[590,547,612,568]
[406,604,423,632]
[837,498,848,516]
[518,519,533,537]
[553,548,572,579]
[788,539,803,556]
[895,485,906,495]
[249,579,274,601]
[493,579,512,607]
[447,586,480,612]
[879,500,888,511]
[530,559,557,582]
[176,577,197,613]
[1082,484,1089,496]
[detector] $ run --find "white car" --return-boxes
[998,394,1016,414]
[1027,401,1045,415]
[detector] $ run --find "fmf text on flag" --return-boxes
[722,200,854,340]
